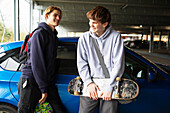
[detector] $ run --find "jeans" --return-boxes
[17,77,65,113]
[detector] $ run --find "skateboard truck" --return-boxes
[74,76,82,95]
[114,77,121,98]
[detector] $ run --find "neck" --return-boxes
[47,23,55,31]
[49,25,55,31]
[96,29,106,37]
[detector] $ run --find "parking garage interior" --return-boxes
[0,0,170,55]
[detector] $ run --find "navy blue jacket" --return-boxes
[21,22,58,93]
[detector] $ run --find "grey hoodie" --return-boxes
[77,26,125,92]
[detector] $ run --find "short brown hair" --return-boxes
[86,6,111,24]
[45,6,62,19]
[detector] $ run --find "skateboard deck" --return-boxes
[35,102,53,113]
[68,77,139,102]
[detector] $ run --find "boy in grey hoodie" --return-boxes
[77,6,125,113]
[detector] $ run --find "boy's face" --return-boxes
[46,10,62,27]
[89,19,108,37]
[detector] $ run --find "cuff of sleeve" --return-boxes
[40,87,47,93]
[84,79,93,87]
[105,86,114,93]
[105,81,117,93]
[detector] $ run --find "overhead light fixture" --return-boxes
[139,25,143,27]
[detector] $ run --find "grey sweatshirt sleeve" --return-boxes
[77,36,93,86]
[106,33,125,92]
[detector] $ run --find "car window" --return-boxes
[0,48,20,71]
[56,42,149,78]
[56,42,78,75]
[124,52,148,80]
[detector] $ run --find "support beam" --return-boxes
[158,31,162,49]
[168,31,170,53]
[29,0,33,32]
[149,26,154,53]
[14,0,20,41]
[39,10,41,24]
[141,34,143,40]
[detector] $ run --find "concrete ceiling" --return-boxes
[33,0,170,35]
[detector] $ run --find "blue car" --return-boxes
[0,37,169,113]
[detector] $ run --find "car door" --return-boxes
[0,47,21,107]
[119,51,169,113]
[55,42,80,113]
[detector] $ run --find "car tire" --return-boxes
[0,103,17,113]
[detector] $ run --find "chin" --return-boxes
[92,31,97,34]
[91,29,96,33]
[54,24,59,27]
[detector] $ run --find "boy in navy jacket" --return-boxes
[18,6,64,113]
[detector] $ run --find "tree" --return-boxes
[0,22,13,42]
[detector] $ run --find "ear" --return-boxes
[45,14,49,20]
[103,22,109,28]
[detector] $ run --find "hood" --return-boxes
[89,25,112,40]
[38,22,58,36]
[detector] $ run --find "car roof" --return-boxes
[0,37,169,77]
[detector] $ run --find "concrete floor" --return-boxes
[132,49,170,66]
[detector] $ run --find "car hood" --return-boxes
[0,41,23,53]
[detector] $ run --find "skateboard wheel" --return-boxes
[116,77,121,81]
[114,94,120,98]
[74,91,80,95]
[76,76,81,80]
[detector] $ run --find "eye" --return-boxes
[92,22,97,24]
[54,14,61,19]
[54,14,58,17]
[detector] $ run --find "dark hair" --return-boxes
[86,6,111,24]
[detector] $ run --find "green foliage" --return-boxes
[0,22,13,42]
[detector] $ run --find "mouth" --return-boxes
[54,20,60,24]
[91,27,96,30]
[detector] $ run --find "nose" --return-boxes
[56,15,60,20]
[89,22,93,27]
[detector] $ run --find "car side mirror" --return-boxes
[149,68,157,81]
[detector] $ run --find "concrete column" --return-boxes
[141,34,143,40]
[14,0,20,41]
[149,26,154,53]
[158,31,162,49]
[39,10,41,24]
[168,31,170,53]
[29,0,33,32]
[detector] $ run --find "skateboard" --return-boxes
[35,102,53,113]
[68,76,139,104]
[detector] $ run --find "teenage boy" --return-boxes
[18,6,64,113]
[77,6,125,113]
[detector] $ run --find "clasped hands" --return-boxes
[87,83,112,100]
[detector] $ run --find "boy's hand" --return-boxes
[88,83,100,100]
[100,90,112,101]
[39,93,47,104]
